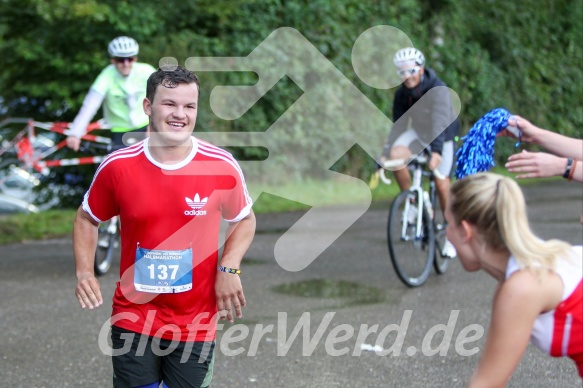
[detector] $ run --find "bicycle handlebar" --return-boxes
[378,156,447,185]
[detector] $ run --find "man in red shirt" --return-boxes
[73,65,256,388]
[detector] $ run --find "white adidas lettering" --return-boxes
[184,193,208,216]
[184,209,207,216]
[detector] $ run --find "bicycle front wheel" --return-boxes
[94,220,119,276]
[387,190,434,287]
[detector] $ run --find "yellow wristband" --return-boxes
[218,265,241,275]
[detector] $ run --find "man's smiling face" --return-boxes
[144,82,199,147]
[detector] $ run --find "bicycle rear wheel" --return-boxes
[432,195,450,274]
[94,219,119,276]
[387,190,434,287]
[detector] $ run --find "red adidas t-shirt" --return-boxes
[83,137,252,342]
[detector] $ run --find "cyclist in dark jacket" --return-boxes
[381,47,459,258]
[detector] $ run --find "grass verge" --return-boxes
[0,209,76,245]
[0,167,558,245]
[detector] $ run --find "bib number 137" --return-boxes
[134,246,193,293]
[147,264,179,280]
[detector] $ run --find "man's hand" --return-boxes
[66,136,82,151]
[377,156,387,170]
[215,271,246,323]
[429,152,442,171]
[75,271,103,309]
[505,150,567,179]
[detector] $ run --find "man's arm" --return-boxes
[383,90,409,158]
[428,86,455,156]
[504,115,583,160]
[534,130,583,160]
[73,206,103,309]
[425,87,455,170]
[215,210,256,322]
[66,89,105,151]
[506,150,583,182]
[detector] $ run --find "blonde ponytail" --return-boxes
[450,173,572,275]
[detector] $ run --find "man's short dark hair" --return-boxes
[146,65,200,102]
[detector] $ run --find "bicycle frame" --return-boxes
[381,155,442,241]
[407,164,426,240]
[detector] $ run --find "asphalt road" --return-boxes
[1,179,582,387]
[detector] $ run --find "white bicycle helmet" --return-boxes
[393,47,425,67]
[108,36,139,57]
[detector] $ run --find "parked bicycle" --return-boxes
[380,152,451,287]
[0,118,119,275]
[0,118,110,202]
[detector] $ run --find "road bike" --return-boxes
[0,118,119,275]
[380,153,451,287]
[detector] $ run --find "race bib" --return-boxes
[134,245,193,293]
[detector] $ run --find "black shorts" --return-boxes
[111,325,215,388]
[110,126,148,151]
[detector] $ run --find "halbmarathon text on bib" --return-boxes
[134,245,193,293]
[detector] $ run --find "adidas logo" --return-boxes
[184,193,208,216]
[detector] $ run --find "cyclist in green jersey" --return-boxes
[66,36,156,152]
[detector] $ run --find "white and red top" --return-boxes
[506,246,583,375]
[83,136,253,342]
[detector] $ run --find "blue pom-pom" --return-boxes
[455,108,512,179]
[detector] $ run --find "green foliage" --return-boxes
[427,0,582,140]
[0,0,580,196]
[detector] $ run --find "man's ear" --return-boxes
[143,98,152,116]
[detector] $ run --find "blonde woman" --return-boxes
[445,172,582,386]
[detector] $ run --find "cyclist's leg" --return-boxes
[435,140,456,258]
[389,128,418,191]
[435,141,454,212]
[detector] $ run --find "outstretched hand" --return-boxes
[505,150,566,179]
